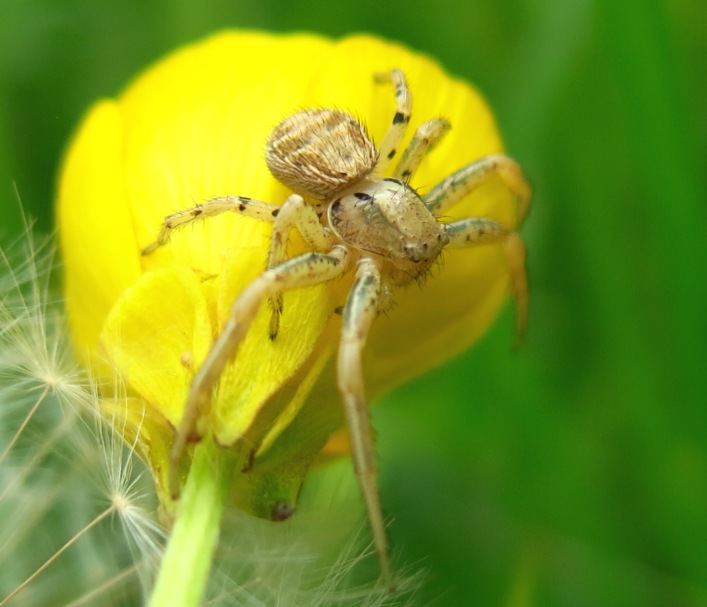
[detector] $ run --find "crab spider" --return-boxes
[142,69,531,590]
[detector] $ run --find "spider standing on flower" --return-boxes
[142,69,531,589]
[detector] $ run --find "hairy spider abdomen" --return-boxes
[266,109,378,200]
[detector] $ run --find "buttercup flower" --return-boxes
[57,30,527,600]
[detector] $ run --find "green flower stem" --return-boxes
[148,438,231,607]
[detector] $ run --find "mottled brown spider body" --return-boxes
[143,69,531,590]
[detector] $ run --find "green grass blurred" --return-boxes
[1,0,705,605]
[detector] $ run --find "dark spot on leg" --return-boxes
[192,208,203,217]
[387,148,396,160]
[393,111,406,125]
[362,274,377,287]
[271,208,279,217]
[238,197,251,203]
[401,169,411,179]
[238,204,246,212]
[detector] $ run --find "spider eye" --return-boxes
[402,243,424,263]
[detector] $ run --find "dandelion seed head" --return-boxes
[1,224,161,606]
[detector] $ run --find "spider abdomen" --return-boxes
[265,109,378,200]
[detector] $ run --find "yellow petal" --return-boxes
[100,266,213,426]
[57,101,141,371]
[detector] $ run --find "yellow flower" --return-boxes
[57,31,525,519]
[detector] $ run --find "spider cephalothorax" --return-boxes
[328,177,449,283]
[143,69,531,589]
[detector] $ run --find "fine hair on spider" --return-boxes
[142,69,531,591]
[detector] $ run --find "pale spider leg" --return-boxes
[141,196,282,255]
[267,195,334,339]
[337,257,395,590]
[169,246,352,500]
[445,218,528,341]
[373,69,412,176]
[392,118,451,182]
[424,155,532,223]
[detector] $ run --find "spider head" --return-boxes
[329,178,449,283]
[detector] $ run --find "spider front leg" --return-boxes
[169,245,352,500]
[424,155,532,222]
[266,195,332,339]
[445,218,528,341]
[337,257,395,590]
[393,118,451,182]
[373,69,412,175]
[141,195,282,255]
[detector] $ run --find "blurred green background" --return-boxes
[1,0,706,605]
